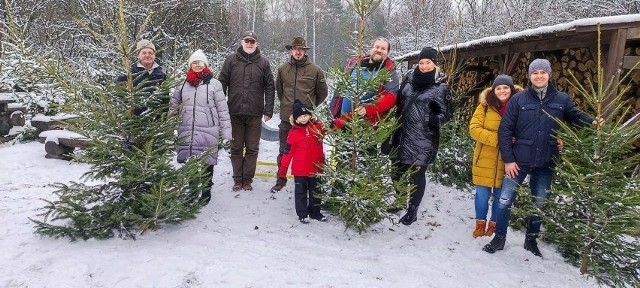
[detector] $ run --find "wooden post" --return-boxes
[603,28,627,118]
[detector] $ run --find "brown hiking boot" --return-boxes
[242,182,253,191]
[485,221,496,237]
[232,181,243,191]
[473,220,486,238]
[270,183,284,193]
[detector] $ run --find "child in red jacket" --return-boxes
[278,100,327,224]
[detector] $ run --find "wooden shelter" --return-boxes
[396,15,640,119]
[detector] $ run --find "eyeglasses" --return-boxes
[243,39,256,44]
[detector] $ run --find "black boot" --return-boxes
[524,238,542,257]
[483,235,506,254]
[199,190,211,204]
[399,204,418,225]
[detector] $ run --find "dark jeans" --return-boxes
[395,164,428,208]
[230,114,262,183]
[275,121,292,186]
[494,166,553,239]
[294,176,321,218]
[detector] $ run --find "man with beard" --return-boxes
[219,31,276,192]
[332,37,399,129]
[270,36,328,193]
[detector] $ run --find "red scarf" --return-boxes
[498,101,509,116]
[186,66,212,86]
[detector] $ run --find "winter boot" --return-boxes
[485,221,496,237]
[299,217,310,224]
[242,182,253,191]
[199,190,211,204]
[232,180,243,191]
[310,212,328,222]
[472,220,486,238]
[524,238,542,257]
[271,177,287,193]
[399,204,418,226]
[482,235,506,254]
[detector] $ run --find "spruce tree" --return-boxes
[28,1,211,240]
[319,0,411,233]
[516,31,640,286]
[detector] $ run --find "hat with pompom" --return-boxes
[188,49,209,66]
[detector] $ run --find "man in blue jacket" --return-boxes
[483,59,596,257]
[116,39,167,116]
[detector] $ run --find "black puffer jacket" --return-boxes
[394,70,451,166]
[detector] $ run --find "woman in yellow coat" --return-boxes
[469,75,521,238]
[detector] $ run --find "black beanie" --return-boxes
[292,99,312,120]
[419,47,438,62]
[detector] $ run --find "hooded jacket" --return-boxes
[172,75,232,165]
[278,120,325,177]
[276,56,328,121]
[470,85,523,188]
[218,46,275,117]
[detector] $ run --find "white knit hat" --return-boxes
[188,49,209,66]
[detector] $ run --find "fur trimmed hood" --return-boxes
[478,84,524,104]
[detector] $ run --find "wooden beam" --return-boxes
[498,54,505,74]
[505,52,521,75]
[603,28,627,118]
[623,56,640,70]
[627,27,640,39]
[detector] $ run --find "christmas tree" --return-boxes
[319,0,411,233]
[28,0,211,240]
[516,31,640,286]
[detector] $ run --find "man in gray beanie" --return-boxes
[483,58,597,257]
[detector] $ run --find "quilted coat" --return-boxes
[172,78,232,165]
[469,86,522,188]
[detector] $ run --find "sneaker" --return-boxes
[299,217,310,224]
[242,182,253,191]
[232,181,243,191]
[483,235,506,254]
[270,183,284,193]
[524,239,543,257]
[310,212,328,222]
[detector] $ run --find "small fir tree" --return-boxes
[319,0,411,233]
[515,29,640,286]
[28,0,211,240]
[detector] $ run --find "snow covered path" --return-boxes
[0,142,597,287]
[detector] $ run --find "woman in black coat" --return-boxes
[392,47,451,225]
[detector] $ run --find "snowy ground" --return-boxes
[0,140,599,288]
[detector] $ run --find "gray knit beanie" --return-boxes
[528,59,552,77]
[492,74,515,91]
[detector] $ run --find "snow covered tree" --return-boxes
[319,0,412,233]
[0,4,66,115]
[29,0,211,240]
[515,35,640,286]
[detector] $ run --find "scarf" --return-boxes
[186,66,212,86]
[412,69,436,90]
[498,101,509,116]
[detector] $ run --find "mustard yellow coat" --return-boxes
[469,86,522,188]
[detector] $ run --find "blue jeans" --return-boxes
[474,185,502,221]
[494,166,553,238]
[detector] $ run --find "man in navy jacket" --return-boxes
[483,59,595,257]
